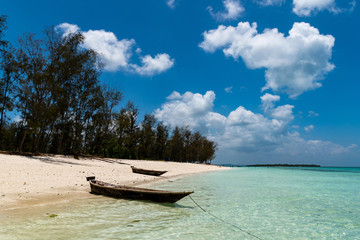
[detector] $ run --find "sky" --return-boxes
[2,0,359,166]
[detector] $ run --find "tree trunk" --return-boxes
[0,78,10,132]
[19,127,29,152]
[57,114,66,154]
[40,127,53,153]
[33,127,44,153]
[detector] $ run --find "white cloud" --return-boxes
[81,29,135,71]
[293,0,335,16]
[208,0,245,21]
[154,91,216,130]
[130,54,174,76]
[254,0,285,6]
[223,106,288,151]
[225,86,233,93]
[275,133,357,156]
[261,93,280,111]
[155,90,356,158]
[304,124,315,132]
[56,23,174,76]
[271,104,294,121]
[166,0,176,9]
[57,23,80,35]
[293,0,356,16]
[200,22,335,98]
[166,91,182,100]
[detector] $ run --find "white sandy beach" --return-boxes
[0,153,228,211]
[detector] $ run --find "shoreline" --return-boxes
[0,153,229,212]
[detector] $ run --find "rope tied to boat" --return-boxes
[188,195,262,240]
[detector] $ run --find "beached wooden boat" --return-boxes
[131,166,167,176]
[86,176,193,203]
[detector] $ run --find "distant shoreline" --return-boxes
[246,164,321,167]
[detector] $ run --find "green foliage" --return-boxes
[137,113,156,159]
[153,121,169,160]
[0,15,15,149]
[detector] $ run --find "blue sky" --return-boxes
[2,0,359,166]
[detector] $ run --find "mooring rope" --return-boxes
[188,195,262,240]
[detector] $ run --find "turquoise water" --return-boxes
[1,167,360,239]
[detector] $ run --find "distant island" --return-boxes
[246,164,321,167]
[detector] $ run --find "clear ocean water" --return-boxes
[1,167,360,240]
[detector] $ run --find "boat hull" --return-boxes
[89,180,193,203]
[131,166,167,176]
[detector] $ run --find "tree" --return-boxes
[0,21,218,161]
[86,87,122,156]
[138,114,156,159]
[122,102,139,159]
[189,131,202,163]
[113,101,139,159]
[12,27,104,154]
[153,121,169,160]
[199,138,217,163]
[0,47,16,143]
[181,126,192,162]
[13,33,49,152]
[167,126,185,162]
[45,29,95,154]
[0,15,7,47]
[0,15,16,146]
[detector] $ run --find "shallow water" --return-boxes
[1,167,360,239]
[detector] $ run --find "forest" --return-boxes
[0,15,217,163]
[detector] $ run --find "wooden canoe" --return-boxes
[131,166,167,176]
[86,177,193,203]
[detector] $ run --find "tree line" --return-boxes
[0,16,216,163]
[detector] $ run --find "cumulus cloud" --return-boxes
[254,0,285,6]
[293,0,335,16]
[275,133,357,156]
[261,93,280,111]
[57,23,80,34]
[200,22,335,98]
[130,54,174,76]
[261,94,294,127]
[208,0,245,21]
[293,0,356,16]
[154,91,216,131]
[166,91,182,100]
[56,23,174,76]
[271,104,294,121]
[82,29,135,71]
[155,90,355,157]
